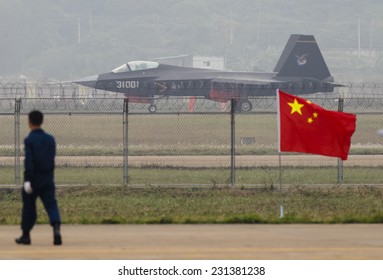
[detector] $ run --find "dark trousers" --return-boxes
[21,182,61,232]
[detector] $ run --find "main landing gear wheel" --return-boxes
[148,105,157,113]
[237,100,253,112]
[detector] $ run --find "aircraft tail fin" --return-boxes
[274,34,332,81]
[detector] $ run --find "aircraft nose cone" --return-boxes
[73,75,99,88]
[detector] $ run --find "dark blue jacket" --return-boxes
[24,129,56,189]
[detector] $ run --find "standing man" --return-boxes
[15,110,62,246]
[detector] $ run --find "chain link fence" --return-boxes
[1,83,383,188]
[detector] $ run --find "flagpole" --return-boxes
[276,89,284,218]
[279,152,284,218]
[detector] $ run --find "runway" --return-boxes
[1,224,383,260]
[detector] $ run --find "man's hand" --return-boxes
[23,181,32,194]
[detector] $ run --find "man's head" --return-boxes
[28,110,44,129]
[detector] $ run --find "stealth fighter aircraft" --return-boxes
[74,34,336,112]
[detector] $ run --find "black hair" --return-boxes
[28,110,44,126]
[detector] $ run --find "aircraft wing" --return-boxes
[210,77,275,86]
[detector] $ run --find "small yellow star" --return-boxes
[288,99,304,115]
[307,117,313,123]
[313,112,318,118]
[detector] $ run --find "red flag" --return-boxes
[277,90,356,160]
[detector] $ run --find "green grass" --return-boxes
[2,186,383,225]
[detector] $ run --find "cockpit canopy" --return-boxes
[111,61,159,73]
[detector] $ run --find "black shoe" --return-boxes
[53,223,62,246]
[15,235,31,245]
[54,232,62,245]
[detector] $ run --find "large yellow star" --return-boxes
[288,98,304,115]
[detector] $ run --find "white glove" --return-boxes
[24,181,32,194]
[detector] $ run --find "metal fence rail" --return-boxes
[1,84,383,188]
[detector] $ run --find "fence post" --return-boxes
[14,97,21,186]
[123,98,129,186]
[337,98,344,184]
[230,99,236,186]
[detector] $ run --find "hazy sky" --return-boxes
[1,0,382,80]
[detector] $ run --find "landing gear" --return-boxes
[148,104,157,113]
[236,99,253,112]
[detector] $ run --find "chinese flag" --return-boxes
[277,90,356,160]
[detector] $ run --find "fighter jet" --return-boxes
[74,34,336,112]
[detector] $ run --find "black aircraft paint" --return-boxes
[74,34,337,112]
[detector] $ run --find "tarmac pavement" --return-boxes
[1,224,383,260]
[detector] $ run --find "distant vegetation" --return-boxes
[1,0,383,81]
[2,186,383,224]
